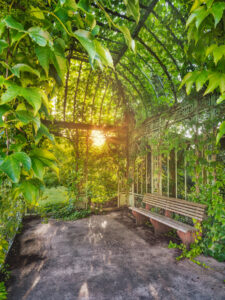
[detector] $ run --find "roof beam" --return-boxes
[119,62,147,91]
[92,3,134,22]
[137,37,177,102]
[81,69,92,121]
[115,70,148,117]
[73,62,83,122]
[165,0,186,25]
[99,80,110,124]
[43,119,127,132]
[151,11,184,49]
[114,0,159,65]
[143,25,180,72]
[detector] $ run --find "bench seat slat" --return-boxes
[143,194,206,220]
[143,196,205,213]
[144,198,205,214]
[144,193,206,209]
[130,207,196,233]
[143,199,205,220]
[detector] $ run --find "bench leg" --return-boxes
[150,218,171,235]
[165,210,172,218]
[132,211,148,225]
[145,204,152,210]
[177,231,196,248]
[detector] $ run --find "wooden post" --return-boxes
[167,154,170,197]
[137,162,139,194]
[175,150,177,198]
[146,154,148,193]
[117,174,120,208]
[151,151,153,193]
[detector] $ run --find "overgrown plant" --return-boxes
[181,0,225,143]
[0,0,139,268]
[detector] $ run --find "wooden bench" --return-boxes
[130,193,207,247]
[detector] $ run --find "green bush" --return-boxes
[0,282,7,300]
[43,201,91,221]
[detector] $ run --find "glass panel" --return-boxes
[169,149,176,197]
[177,150,185,199]
[162,154,168,196]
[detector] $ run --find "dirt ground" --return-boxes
[6,210,225,300]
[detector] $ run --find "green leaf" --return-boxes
[0,152,31,182]
[1,84,43,114]
[94,41,114,69]
[77,0,91,13]
[13,152,31,171]
[195,7,209,29]
[91,25,100,36]
[20,180,39,203]
[205,44,217,56]
[35,46,51,76]
[4,16,24,32]
[51,51,67,81]
[10,30,24,44]
[213,45,225,65]
[9,143,25,152]
[39,90,49,113]
[116,24,135,52]
[0,39,8,54]
[60,0,66,5]
[30,5,45,20]
[64,0,77,10]
[186,6,209,29]
[216,121,225,144]
[12,64,40,78]
[186,12,198,28]
[0,75,5,86]
[217,94,225,104]
[31,157,45,180]
[30,148,57,161]
[206,0,214,9]
[195,70,208,91]
[85,14,96,30]
[74,29,96,63]
[53,38,66,56]
[180,71,199,94]
[21,87,43,114]
[30,148,58,176]
[1,84,21,104]
[0,61,12,73]
[123,0,140,23]
[0,104,10,126]
[204,72,225,95]
[210,2,225,27]
[35,123,54,144]
[28,27,49,47]
[39,158,59,176]
[0,22,5,37]
[16,110,40,128]
[0,155,20,182]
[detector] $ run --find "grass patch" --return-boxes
[38,186,91,221]
[39,186,68,208]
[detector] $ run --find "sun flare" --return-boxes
[91,130,106,147]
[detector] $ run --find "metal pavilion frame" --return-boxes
[126,95,225,208]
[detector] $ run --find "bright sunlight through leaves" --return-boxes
[91,130,106,147]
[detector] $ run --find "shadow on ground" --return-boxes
[6,210,225,300]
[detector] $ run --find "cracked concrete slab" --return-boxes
[6,211,225,300]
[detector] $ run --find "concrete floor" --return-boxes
[7,211,225,300]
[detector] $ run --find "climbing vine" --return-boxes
[132,106,225,261]
[181,0,225,143]
[0,0,139,271]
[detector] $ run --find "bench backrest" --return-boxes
[143,193,207,221]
